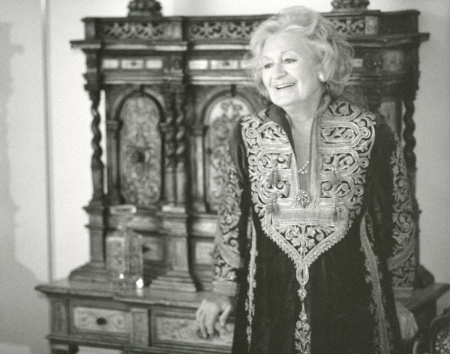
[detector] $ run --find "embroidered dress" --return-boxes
[212,97,415,354]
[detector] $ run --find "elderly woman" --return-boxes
[196,6,416,354]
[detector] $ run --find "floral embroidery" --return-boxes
[388,135,415,290]
[212,149,244,294]
[360,214,391,354]
[295,304,311,354]
[245,222,257,348]
[435,327,450,354]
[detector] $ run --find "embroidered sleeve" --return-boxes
[212,120,250,297]
[387,134,416,297]
[371,121,416,298]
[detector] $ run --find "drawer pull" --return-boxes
[96,317,107,326]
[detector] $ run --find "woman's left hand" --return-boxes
[195,294,234,339]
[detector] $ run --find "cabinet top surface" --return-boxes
[36,279,208,308]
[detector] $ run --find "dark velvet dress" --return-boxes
[212,97,415,354]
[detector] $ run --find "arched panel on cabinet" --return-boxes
[189,86,262,215]
[203,91,255,213]
[106,86,166,211]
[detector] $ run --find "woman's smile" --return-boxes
[275,83,296,89]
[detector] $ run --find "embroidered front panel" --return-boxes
[241,102,377,270]
[388,135,415,289]
[320,101,377,227]
[240,101,376,353]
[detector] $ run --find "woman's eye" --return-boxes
[284,58,296,63]
[263,63,273,69]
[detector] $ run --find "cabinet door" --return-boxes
[119,93,163,208]
[204,93,254,212]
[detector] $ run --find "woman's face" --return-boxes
[261,31,324,111]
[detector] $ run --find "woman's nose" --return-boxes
[272,62,286,78]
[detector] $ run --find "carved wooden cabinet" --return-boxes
[37,1,450,353]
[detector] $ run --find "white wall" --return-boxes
[0,0,448,353]
[0,0,49,353]
[49,0,132,281]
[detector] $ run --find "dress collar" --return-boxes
[261,93,333,144]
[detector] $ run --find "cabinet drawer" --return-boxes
[70,302,131,343]
[151,308,233,351]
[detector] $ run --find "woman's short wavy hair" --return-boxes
[248,6,354,99]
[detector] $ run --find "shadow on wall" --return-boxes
[0,22,49,354]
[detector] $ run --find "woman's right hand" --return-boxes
[195,294,234,338]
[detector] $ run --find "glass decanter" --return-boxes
[106,205,144,290]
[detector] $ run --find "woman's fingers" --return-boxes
[196,297,232,338]
[196,299,208,338]
[219,303,232,327]
[205,310,217,336]
[196,299,220,338]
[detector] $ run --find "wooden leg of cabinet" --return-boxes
[50,342,78,354]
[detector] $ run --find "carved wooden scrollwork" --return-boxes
[119,94,162,207]
[102,22,176,40]
[188,20,262,40]
[330,17,366,35]
[205,95,252,212]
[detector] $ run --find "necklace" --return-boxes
[297,160,310,208]
[297,160,309,175]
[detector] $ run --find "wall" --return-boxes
[0,0,50,353]
[0,0,448,353]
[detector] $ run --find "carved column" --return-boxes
[402,49,422,273]
[87,87,105,206]
[70,50,108,282]
[174,84,187,207]
[106,119,121,205]
[191,123,207,213]
[105,86,123,205]
[160,82,177,206]
[151,83,196,292]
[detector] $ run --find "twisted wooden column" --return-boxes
[161,82,177,206]
[70,52,108,281]
[174,85,187,207]
[402,50,421,268]
[402,51,419,195]
[87,88,105,207]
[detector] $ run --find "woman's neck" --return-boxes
[284,89,324,129]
